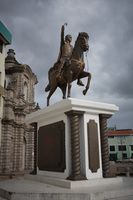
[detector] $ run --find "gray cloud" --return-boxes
[1,0,133,129]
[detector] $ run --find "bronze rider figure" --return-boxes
[57,23,84,86]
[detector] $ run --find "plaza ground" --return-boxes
[0,162,133,200]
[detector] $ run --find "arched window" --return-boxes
[24,82,28,100]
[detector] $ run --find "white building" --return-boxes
[0,21,12,146]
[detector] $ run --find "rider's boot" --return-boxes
[56,63,64,81]
[56,69,62,81]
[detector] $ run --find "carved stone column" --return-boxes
[99,114,116,178]
[1,119,14,173]
[65,110,86,180]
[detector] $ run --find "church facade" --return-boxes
[0,49,39,173]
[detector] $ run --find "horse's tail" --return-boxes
[45,69,51,92]
[45,67,59,92]
[45,84,50,92]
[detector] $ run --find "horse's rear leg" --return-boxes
[59,84,67,99]
[47,85,57,106]
[67,71,73,98]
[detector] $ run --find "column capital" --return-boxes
[99,114,112,119]
[65,110,84,116]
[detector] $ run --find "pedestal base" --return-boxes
[103,172,116,178]
[25,174,123,189]
[26,98,119,181]
[67,175,87,181]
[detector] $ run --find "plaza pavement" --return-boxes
[0,176,133,200]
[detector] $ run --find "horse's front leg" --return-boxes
[78,71,91,95]
[67,70,73,98]
[83,72,91,95]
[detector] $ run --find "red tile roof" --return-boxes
[108,130,133,135]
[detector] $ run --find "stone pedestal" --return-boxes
[26,98,118,180]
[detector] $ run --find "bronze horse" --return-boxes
[45,32,91,106]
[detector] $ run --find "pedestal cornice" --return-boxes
[25,98,119,124]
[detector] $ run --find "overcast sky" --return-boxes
[1,0,133,130]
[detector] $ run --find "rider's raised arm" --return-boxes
[56,25,65,62]
[61,25,65,46]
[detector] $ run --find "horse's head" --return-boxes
[78,32,89,51]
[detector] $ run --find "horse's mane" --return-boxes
[75,32,89,44]
[79,32,89,39]
[71,32,89,57]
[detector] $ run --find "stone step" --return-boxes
[25,174,124,189]
[0,177,133,200]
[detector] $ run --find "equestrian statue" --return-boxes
[45,23,91,106]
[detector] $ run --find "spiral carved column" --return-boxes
[65,110,86,180]
[70,114,81,177]
[30,122,37,174]
[99,114,116,178]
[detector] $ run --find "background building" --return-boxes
[108,129,133,161]
[0,21,12,146]
[0,49,39,174]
